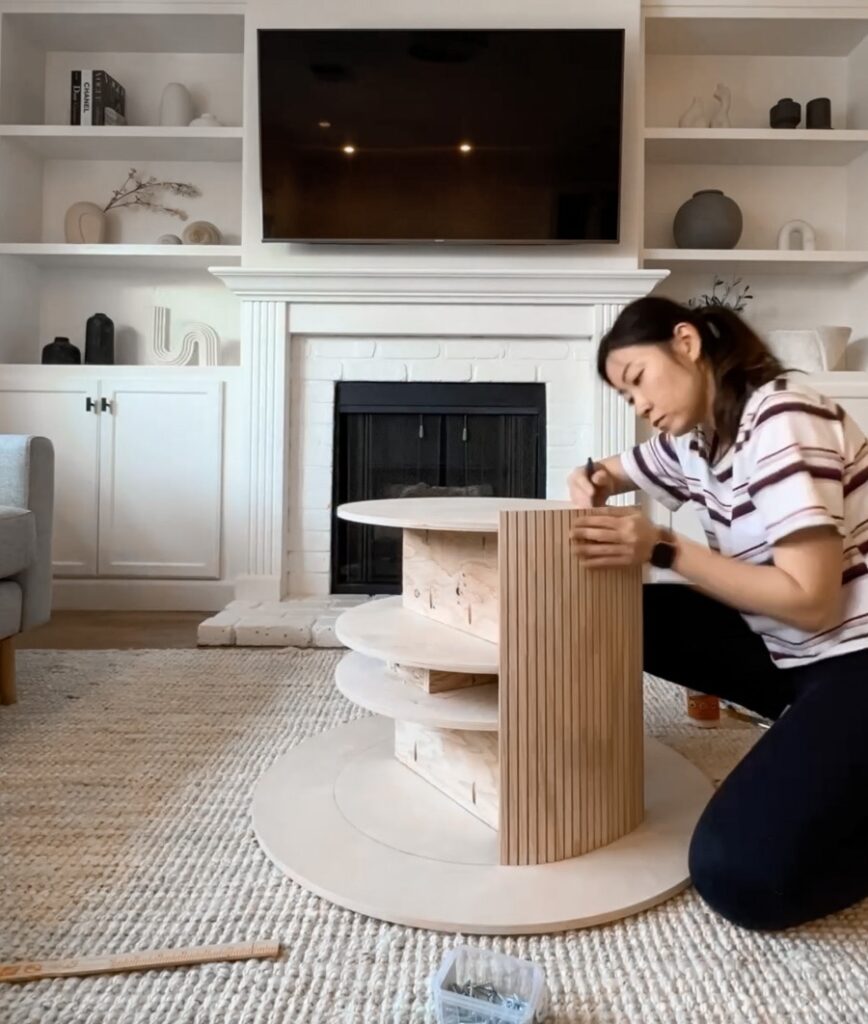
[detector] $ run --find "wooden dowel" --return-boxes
[0,940,281,983]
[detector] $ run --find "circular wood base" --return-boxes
[252,717,714,934]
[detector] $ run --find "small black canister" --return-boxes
[85,312,115,365]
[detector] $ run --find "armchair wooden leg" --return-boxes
[0,637,16,705]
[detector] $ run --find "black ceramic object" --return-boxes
[673,189,743,249]
[85,312,115,365]
[806,97,832,129]
[770,97,801,128]
[41,336,81,364]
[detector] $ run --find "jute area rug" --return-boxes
[1,649,866,1024]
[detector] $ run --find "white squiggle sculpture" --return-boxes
[181,322,220,366]
[778,219,816,251]
[151,307,220,366]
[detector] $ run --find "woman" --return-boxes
[568,295,868,931]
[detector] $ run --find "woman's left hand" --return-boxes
[570,511,661,568]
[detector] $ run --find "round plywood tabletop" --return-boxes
[337,497,575,532]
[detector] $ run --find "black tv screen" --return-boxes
[257,29,624,244]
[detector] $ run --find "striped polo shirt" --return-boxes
[621,377,868,668]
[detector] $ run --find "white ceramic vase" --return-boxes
[159,83,194,127]
[766,326,851,372]
[64,201,107,243]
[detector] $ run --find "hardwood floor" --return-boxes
[18,611,208,650]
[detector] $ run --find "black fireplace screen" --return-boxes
[331,381,546,593]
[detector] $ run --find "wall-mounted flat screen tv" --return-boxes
[258,28,624,244]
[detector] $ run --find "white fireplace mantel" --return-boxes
[211,265,668,600]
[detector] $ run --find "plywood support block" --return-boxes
[387,661,497,694]
[402,529,498,643]
[394,720,498,829]
[498,508,644,866]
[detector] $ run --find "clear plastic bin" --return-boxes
[431,944,548,1024]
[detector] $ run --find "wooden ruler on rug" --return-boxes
[0,940,281,983]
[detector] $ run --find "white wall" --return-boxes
[241,0,644,269]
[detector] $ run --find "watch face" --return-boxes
[651,542,676,569]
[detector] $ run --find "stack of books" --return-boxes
[70,71,126,126]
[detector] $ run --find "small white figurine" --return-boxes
[709,83,732,128]
[679,96,708,128]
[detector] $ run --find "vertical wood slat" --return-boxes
[498,508,644,866]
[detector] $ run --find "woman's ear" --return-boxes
[671,321,703,364]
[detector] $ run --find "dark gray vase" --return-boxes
[770,97,801,128]
[41,336,81,364]
[806,97,831,129]
[673,189,743,249]
[85,312,115,365]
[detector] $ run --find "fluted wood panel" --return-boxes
[498,508,644,866]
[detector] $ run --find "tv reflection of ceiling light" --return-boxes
[459,142,472,153]
[319,120,331,128]
[342,145,356,154]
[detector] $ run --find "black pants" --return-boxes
[645,584,868,931]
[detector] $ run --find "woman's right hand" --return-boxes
[567,462,615,508]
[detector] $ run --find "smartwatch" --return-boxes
[650,527,678,570]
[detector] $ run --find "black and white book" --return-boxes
[71,70,126,125]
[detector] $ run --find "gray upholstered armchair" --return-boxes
[0,436,54,705]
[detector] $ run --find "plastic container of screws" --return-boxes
[431,945,548,1024]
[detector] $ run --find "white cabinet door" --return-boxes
[97,379,223,578]
[0,378,100,576]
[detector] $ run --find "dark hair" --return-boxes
[597,296,784,452]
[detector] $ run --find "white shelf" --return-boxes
[645,16,868,57]
[0,243,241,269]
[642,249,868,275]
[645,129,868,167]
[335,597,498,675]
[335,651,498,731]
[5,12,244,54]
[0,126,243,162]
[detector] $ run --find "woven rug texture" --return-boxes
[0,648,866,1024]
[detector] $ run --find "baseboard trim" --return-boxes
[52,579,235,612]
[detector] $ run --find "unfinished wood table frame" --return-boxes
[251,497,713,933]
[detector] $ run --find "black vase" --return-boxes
[806,97,832,129]
[41,337,81,364]
[85,312,115,365]
[770,97,801,129]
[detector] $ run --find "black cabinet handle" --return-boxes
[101,398,112,413]
[85,397,97,412]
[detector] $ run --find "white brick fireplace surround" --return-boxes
[205,267,666,641]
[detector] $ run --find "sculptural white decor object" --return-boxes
[678,96,707,128]
[766,326,851,372]
[778,219,816,251]
[159,83,194,127]
[709,83,732,128]
[151,307,220,366]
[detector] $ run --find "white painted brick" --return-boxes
[298,529,331,553]
[225,600,261,611]
[306,358,343,381]
[283,597,331,611]
[376,340,441,359]
[235,616,313,647]
[299,467,332,506]
[542,375,586,404]
[471,362,536,383]
[444,340,504,359]
[328,595,372,607]
[300,422,333,448]
[507,341,570,360]
[300,509,331,532]
[548,426,579,447]
[291,571,330,596]
[301,441,332,468]
[311,339,375,358]
[290,551,331,573]
[548,401,587,431]
[547,448,584,471]
[407,361,472,382]
[312,615,345,648]
[342,359,407,381]
[303,402,335,426]
[302,380,337,403]
[197,617,236,645]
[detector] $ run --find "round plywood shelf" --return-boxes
[337,496,574,533]
[252,716,714,934]
[335,651,498,731]
[335,596,498,674]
